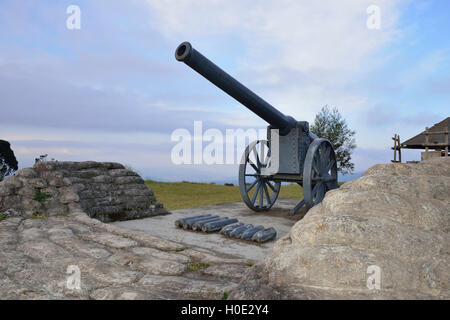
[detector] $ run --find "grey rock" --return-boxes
[15,168,38,179]
[230,158,450,300]
[109,169,139,177]
[27,178,47,189]
[114,176,144,185]
[2,176,23,190]
[0,209,244,300]
[59,187,80,204]
[17,186,36,197]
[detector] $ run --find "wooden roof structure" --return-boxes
[401,117,450,150]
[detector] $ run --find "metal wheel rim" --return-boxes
[239,140,281,211]
[303,138,338,209]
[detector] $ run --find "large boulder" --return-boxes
[230,158,449,299]
[0,161,168,222]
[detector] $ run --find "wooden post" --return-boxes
[391,134,401,163]
[393,134,397,162]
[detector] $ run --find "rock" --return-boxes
[2,176,23,190]
[131,247,191,263]
[83,233,138,249]
[139,257,186,276]
[109,169,139,177]
[114,176,144,185]
[0,184,14,196]
[230,158,450,300]
[15,168,38,179]
[20,198,43,213]
[0,208,244,300]
[59,187,80,204]
[17,186,36,197]
[27,178,47,189]
[138,275,232,299]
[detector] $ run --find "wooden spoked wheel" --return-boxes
[303,139,338,209]
[239,140,281,211]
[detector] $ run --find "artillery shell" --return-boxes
[175,214,211,228]
[191,216,224,230]
[202,218,239,232]
[183,215,219,229]
[229,224,254,238]
[240,225,265,240]
[220,222,244,235]
[251,227,277,243]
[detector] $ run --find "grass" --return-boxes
[187,261,210,271]
[0,213,8,221]
[53,213,69,217]
[146,180,304,211]
[222,289,229,300]
[33,189,52,202]
[30,213,47,220]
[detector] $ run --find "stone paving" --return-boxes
[113,198,301,262]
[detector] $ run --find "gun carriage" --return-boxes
[175,42,338,214]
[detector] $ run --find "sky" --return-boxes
[1,0,449,183]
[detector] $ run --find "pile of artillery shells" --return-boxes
[174,215,277,243]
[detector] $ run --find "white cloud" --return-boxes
[146,0,404,71]
[146,0,407,121]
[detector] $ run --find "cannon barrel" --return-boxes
[175,42,297,135]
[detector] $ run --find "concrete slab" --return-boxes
[112,198,306,262]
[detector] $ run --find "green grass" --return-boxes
[30,213,47,220]
[33,189,52,202]
[0,213,8,221]
[53,213,69,217]
[187,261,210,271]
[222,289,229,300]
[145,180,304,211]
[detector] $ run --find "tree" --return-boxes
[0,140,18,181]
[310,106,356,174]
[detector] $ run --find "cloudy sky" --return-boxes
[1,0,449,182]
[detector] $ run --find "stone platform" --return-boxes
[0,210,252,299]
[0,199,300,299]
[113,199,302,262]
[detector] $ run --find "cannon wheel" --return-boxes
[239,140,281,211]
[303,138,338,209]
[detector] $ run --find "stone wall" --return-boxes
[0,161,167,222]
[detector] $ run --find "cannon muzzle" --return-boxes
[175,42,296,135]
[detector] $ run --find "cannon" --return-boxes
[175,42,338,214]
